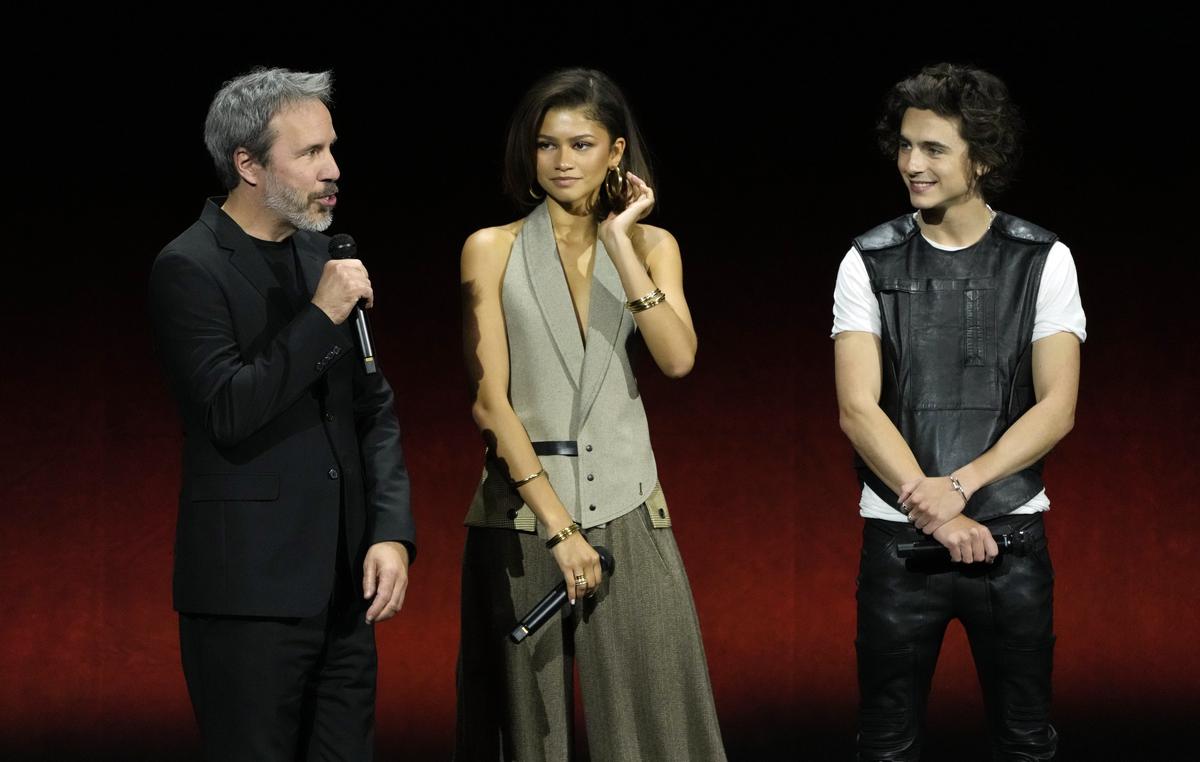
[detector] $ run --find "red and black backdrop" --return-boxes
[3,13,1195,761]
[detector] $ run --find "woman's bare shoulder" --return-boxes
[462,219,527,278]
[465,219,526,253]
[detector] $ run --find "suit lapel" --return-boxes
[523,203,585,389]
[200,202,280,303]
[577,237,625,423]
[293,233,327,300]
[200,199,320,328]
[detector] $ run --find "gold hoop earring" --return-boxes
[604,165,625,201]
[529,184,545,200]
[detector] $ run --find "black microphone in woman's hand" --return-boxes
[327,234,377,375]
[510,546,615,644]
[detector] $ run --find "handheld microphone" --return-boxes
[510,546,615,644]
[897,532,1026,559]
[327,234,377,375]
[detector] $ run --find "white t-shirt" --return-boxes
[831,228,1087,521]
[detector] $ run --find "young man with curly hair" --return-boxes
[832,63,1086,760]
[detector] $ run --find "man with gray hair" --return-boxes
[149,67,415,760]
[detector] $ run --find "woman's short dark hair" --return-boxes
[504,68,653,221]
[876,63,1024,199]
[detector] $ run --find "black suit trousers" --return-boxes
[179,563,376,762]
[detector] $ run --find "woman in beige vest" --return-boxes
[455,68,726,761]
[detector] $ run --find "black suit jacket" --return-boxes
[149,199,415,617]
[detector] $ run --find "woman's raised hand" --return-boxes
[599,171,655,246]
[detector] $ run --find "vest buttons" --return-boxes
[585,444,593,452]
[324,412,335,422]
[327,468,339,480]
[507,509,519,519]
[589,504,597,512]
[586,473,594,481]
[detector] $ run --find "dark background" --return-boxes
[2,11,1196,761]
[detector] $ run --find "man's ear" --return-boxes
[233,147,261,188]
[970,160,992,194]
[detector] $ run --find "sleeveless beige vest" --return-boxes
[464,202,669,534]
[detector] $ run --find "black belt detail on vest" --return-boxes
[531,440,578,457]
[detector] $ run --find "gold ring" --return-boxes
[574,574,587,587]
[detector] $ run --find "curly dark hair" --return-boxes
[876,63,1024,200]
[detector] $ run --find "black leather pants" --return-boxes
[855,513,1058,761]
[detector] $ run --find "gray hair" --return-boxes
[204,67,334,190]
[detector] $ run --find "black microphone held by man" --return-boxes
[329,233,377,375]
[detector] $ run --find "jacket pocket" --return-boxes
[876,277,999,411]
[962,287,988,367]
[189,473,280,502]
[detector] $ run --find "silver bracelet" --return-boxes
[949,475,968,507]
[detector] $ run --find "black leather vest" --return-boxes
[854,212,1055,522]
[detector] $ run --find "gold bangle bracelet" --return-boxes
[545,522,582,549]
[511,468,546,489]
[626,288,666,313]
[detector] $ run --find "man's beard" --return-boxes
[264,172,336,233]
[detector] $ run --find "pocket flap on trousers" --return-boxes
[645,482,672,528]
[190,473,280,502]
